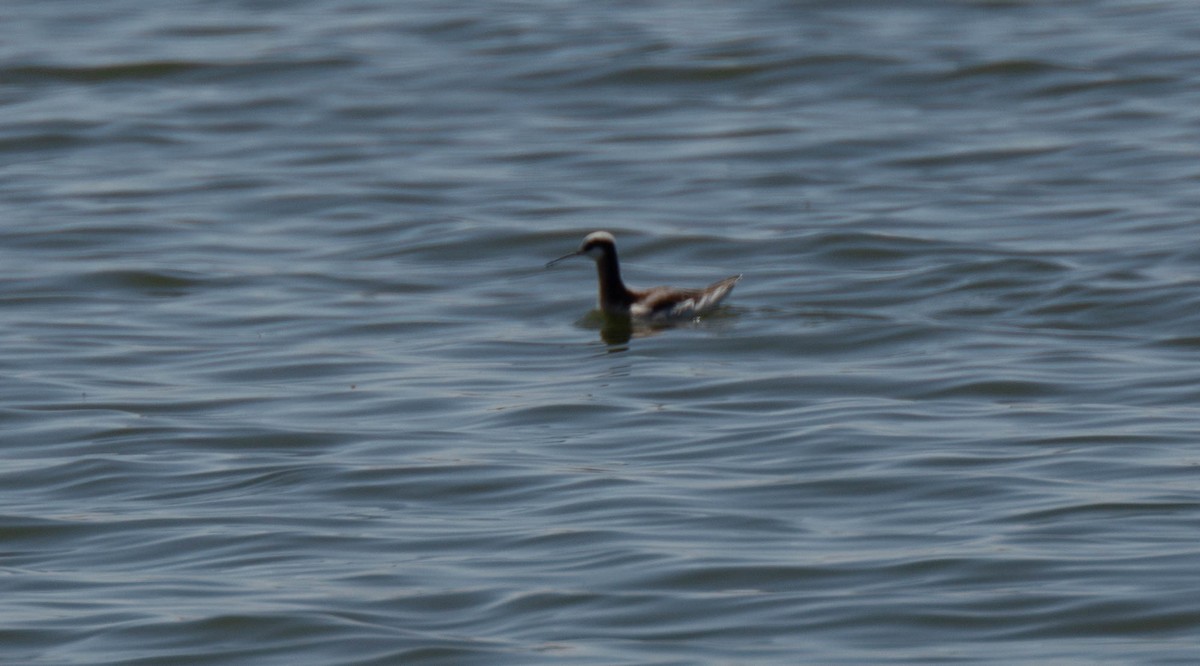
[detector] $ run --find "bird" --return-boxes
[546,231,741,321]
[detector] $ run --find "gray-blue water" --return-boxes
[3,1,1200,663]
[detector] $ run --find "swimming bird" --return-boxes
[546,231,741,321]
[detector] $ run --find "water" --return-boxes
[3,1,1200,663]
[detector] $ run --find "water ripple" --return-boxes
[4,1,1200,664]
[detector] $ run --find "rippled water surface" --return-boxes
[4,1,1200,664]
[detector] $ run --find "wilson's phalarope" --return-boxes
[546,231,742,321]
